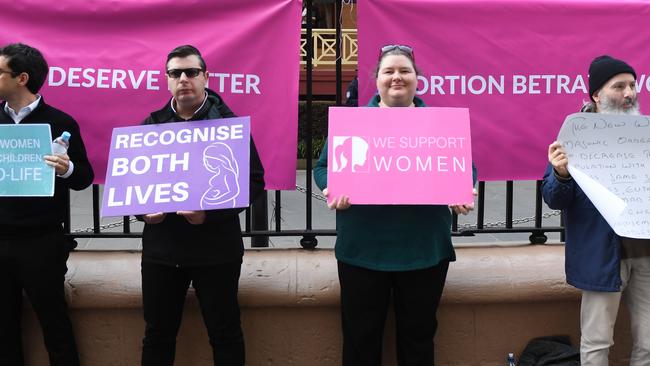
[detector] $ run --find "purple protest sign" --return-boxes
[101,117,250,217]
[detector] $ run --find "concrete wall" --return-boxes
[22,245,633,365]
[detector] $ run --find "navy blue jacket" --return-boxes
[542,164,621,292]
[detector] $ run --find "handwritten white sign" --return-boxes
[557,113,650,239]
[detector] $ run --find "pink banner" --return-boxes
[358,0,650,181]
[0,0,300,189]
[327,107,473,204]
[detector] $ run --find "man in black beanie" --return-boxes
[584,55,639,113]
[543,55,650,366]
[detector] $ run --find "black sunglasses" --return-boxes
[380,44,414,55]
[166,68,204,79]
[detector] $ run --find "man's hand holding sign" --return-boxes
[142,212,166,225]
[548,141,569,178]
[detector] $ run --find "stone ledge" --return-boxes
[62,244,579,309]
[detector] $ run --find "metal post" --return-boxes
[123,216,131,234]
[452,212,459,232]
[335,0,342,106]
[300,0,318,249]
[245,207,251,232]
[251,190,269,247]
[93,184,100,234]
[529,180,547,244]
[477,181,485,229]
[275,190,282,232]
[505,181,513,229]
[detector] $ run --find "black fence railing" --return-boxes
[62,0,565,247]
[63,179,565,246]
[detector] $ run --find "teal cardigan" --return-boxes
[313,95,477,271]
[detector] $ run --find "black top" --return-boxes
[139,89,265,267]
[0,98,94,235]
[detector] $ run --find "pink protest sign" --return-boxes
[327,107,473,205]
[0,0,300,189]
[358,0,650,181]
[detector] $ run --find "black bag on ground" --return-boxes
[518,335,580,366]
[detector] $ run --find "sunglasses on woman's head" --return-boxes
[380,44,413,55]
[166,68,204,79]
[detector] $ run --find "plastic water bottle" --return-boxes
[51,131,71,155]
[507,352,516,366]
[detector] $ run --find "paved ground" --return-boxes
[70,171,563,250]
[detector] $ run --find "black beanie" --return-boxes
[588,55,636,102]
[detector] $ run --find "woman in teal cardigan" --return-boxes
[314,45,476,366]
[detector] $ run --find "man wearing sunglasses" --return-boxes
[0,43,94,366]
[137,44,265,366]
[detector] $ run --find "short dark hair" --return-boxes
[166,45,206,71]
[0,43,49,94]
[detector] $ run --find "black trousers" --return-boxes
[0,231,80,366]
[338,260,450,366]
[141,261,245,366]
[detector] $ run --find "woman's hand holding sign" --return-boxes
[323,188,351,210]
[449,188,477,215]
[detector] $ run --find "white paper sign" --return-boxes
[557,113,650,239]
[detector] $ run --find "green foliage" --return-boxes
[297,136,326,159]
[297,100,333,158]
